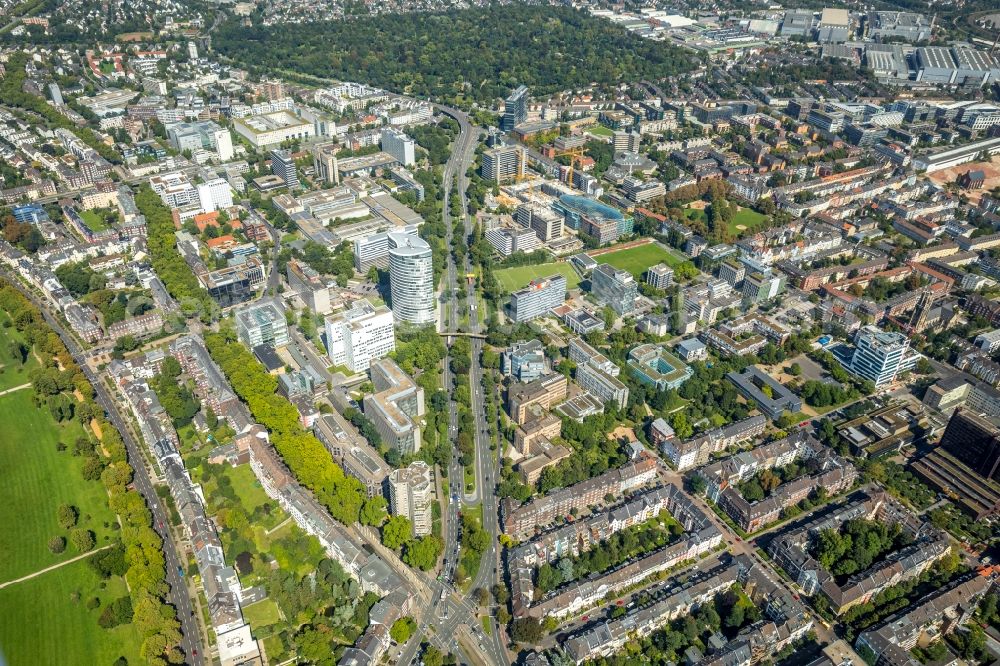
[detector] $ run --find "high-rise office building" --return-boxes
[591,263,638,315]
[939,409,1000,481]
[388,232,436,325]
[270,148,300,190]
[388,461,434,536]
[380,128,416,166]
[197,178,233,213]
[501,85,528,132]
[235,300,289,348]
[509,274,567,322]
[312,142,340,185]
[324,301,396,373]
[846,326,916,387]
[481,145,526,184]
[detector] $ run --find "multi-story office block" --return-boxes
[807,108,847,134]
[388,232,435,325]
[613,130,641,153]
[741,271,785,304]
[502,340,548,383]
[166,121,234,161]
[717,259,746,288]
[516,203,563,242]
[591,263,638,315]
[197,178,233,214]
[389,461,434,536]
[364,358,425,456]
[324,301,396,373]
[380,128,416,166]
[509,274,567,322]
[940,409,1000,481]
[846,326,916,387]
[482,145,526,184]
[501,85,528,132]
[508,374,569,425]
[576,362,629,410]
[484,226,541,256]
[286,259,331,314]
[236,300,289,349]
[646,264,674,290]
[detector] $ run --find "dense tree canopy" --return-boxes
[205,329,367,524]
[137,184,217,321]
[213,6,695,105]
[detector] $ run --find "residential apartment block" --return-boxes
[364,358,425,456]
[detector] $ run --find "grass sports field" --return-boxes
[495,262,580,292]
[597,243,688,279]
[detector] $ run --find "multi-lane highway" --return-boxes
[398,103,515,666]
[0,271,205,665]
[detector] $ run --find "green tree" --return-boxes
[422,645,444,666]
[360,497,388,527]
[390,616,417,644]
[70,528,95,552]
[404,535,443,571]
[382,515,412,551]
[510,617,543,644]
[57,503,78,529]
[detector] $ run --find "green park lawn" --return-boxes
[686,206,768,238]
[597,243,688,279]
[0,558,144,665]
[728,207,767,236]
[0,389,119,582]
[494,262,580,292]
[0,319,39,391]
[242,598,282,630]
[585,124,614,138]
[78,209,112,233]
[0,382,142,664]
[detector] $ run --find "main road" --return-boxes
[398,104,513,666]
[0,270,205,664]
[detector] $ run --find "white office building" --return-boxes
[380,128,416,167]
[197,178,233,213]
[388,232,436,325]
[324,301,396,373]
[846,326,916,387]
[236,300,289,348]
